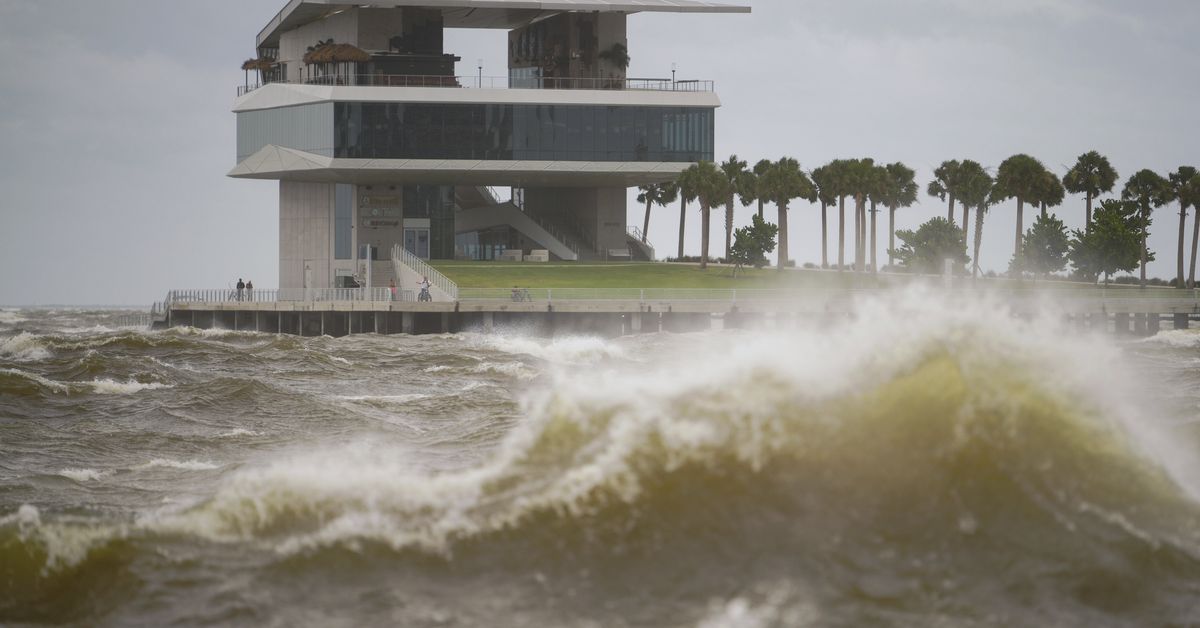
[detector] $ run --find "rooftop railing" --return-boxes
[237,74,714,96]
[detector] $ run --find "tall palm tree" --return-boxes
[843,158,878,271]
[680,162,731,270]
[1062,151,1118,230]
[928,160,963,225]
[865,164,891,273]
[954,161,993,278]
[1121,169,1171,287]
[824,159,851,271]
[993,154,1049,274]
[636,182,678,244]
[1167,166,1198,288]
[676,168,699,260]
[719,155,749,261]
[810,164,838,269]
[762,157,817,270]
[953,160,990,248]
[877,162,918,268]
[1185,174,1200,288]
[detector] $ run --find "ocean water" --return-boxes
[3,294,1200,627]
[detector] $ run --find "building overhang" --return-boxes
[230,145,691,187]
[257,0,751,48]
[233,82,721,112]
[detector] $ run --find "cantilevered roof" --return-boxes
[257,0,750,47]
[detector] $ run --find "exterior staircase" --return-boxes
[625,226,656,261]
[390,244,458,302]
[456,203,581,261]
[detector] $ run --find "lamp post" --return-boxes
[477,59,483,88]
[671,62,677,90]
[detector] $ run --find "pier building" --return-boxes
[231,0,749,292]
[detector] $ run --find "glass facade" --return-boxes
[333,183,353,260]
[333,102,713,162]
[236,103,333,162]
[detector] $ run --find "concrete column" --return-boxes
[402,311,414,335]
[483,312,494,333]
[1174,313,1190,330]
[441,313,450,334]
[1146,313,1160,336]
[1133,313,1147,335]
[631,312,642,334]
[1114,312,1130,335]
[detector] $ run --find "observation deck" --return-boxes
[238,74,714,97]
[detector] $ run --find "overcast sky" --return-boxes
[1,0,1197,305]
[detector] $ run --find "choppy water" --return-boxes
[3,294,1200,627]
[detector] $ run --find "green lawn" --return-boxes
[431,261,1184,293]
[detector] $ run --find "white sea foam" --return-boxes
[0,368,70,393]
[471,361,538,379]
[423,365,452,373]
[0,332,51,361]
[86,379,172,395]
[0,504,121,572]
[216,428,262,439]
[0,309,27,325]
[58,468,110,482]
[329,356,353,365]
[486,334,626,364]
[337,394,429,404]
[1141,329,1200,348]
[136,458,220,471]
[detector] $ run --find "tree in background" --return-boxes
[810,163,839,268]
[1037,169,1065,219]
[719,155,749,261]
[676,168,699,260]
[953,161,993,278]
[729,215,779,277]
[1068,199,1147,285]
[681,161,731,270]
[993,154,1050,274]
[890,217,969,275]
[876,162,918,269]
[826,159,852,271]
[928,160,963,225]
[1016,214,1070,280]
[844,158,879,271]
[1167,166,1198,288]
[635,182,677,244]
[761,157,817,270]
[1121,169,1171,287]
[750,159,773,220]
[1185,174,1200,288]
[1063,151,1118,230]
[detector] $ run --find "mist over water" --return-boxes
[3,295,1200,627]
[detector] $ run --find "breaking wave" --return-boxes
[484,334,627,364]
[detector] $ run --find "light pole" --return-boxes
[671,62,676,90]
[477,58,483,88]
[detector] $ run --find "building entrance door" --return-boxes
[404,228,430,259]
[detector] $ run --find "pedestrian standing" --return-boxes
[236,278,245,301]
[246,280,254,302]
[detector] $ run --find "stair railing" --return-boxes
[391,244,458,300]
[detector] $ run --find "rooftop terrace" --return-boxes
[237,73,713,96]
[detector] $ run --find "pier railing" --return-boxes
[167,287,407,303]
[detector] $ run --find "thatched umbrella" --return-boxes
[241,58,275,85]
[302,43,370,65]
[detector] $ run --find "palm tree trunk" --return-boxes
[757,199,763,220]
[973,206,984,279]
[869,200,878,273]
[859,200,867,270]
[837,196,846,271]
[700,202,710,270]
[778,202,789,270]
[947,195,955,224]
[853,194,861,271]
[1190,204,1199,289]
[1140,204,1148,288]
[961,204,969,241]
[820,201,828,269]
[1014,197,1024,274]
[1178,204,1188,288]
[724,199,734,262]
[888,205,896,268]
[1085,192,1093,232]
[641,197,652,243]
[677,197,686,260]
[1041,202,1047,219]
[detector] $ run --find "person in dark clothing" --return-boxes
[236,278,245,301]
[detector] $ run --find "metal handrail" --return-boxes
[167,287,403,303]
[237,74,715,96]
[391,244,459,300]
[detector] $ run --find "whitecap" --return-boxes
[136,458,220,471]
[58,468,110,482]
[86,379,172,395]
[0,332,51,361]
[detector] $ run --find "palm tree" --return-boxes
[810,164,838,269]
[719,155,749,261]
[954,161,993,278]
[751,159,773,219]
[843,158,878,271]
[928,160,963,225]
[1121,169,1171,287]
[680,162,731,270]
[676,169,699,260]
[636,183,678,244]
[761,157,817,270]
[877,162,918,268]
[1167,166,1198,288]
[993,154,1049,274]
[1185,174,1200,288]
[1062,151,1118,230]
[825,159,851,271]
[1037,169,1065,219]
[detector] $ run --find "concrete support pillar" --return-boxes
[1114,312,1130,335]
[1174,312,1190,330]
[402,312,414,335]
[631,312,642,334]
[483,312,494,333]
[441,313,450,334]
[1133,313,1147,335]
[1146,313,1160,336]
